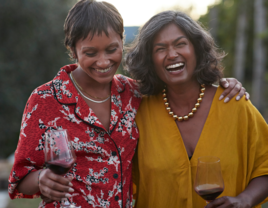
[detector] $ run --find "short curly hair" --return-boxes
[125,10,225,95]
[64,0,124,58]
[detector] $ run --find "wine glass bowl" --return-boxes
[45,129,76,175]
[194,156,224,202]
[45,129,79,208]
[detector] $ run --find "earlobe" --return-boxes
[71,47,77,59]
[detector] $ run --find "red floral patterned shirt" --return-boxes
[8,64,142,208]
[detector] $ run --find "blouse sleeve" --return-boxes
[247,104,268,180]
[8,91,47,199]
[246,102,268,204]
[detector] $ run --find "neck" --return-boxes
[166,81,201,116]
[72,66,111,95]
[167,81,200,104]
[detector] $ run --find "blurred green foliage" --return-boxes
[198,0,268,116]
[7,198,41,208]
[0,0,76,158]
[199,0,256,79]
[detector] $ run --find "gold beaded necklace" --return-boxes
[70,71,110,100]
[162,84,205,121]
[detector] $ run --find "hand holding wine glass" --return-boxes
[194,156,224,204]
[39,129,80,207]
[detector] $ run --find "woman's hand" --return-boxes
[205,196,251,208]
[219,78,250,103]
[40,194,54,204]
[39,169,74,202]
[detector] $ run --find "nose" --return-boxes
[96,54,110,68]
[167,48,178,59]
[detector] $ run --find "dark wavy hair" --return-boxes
[64,0,124,58]
[125,11,225,95]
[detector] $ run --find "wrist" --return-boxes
[37,169,43,188]
[237,193,252,208]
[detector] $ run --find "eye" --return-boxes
[107,48,117,53]
[155,47,165,52]
[86,52,96,57]
[176,42,186,47]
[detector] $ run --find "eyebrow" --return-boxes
[82,42,119,50]
[153,36,187,48]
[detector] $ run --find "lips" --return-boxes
[95,65,113,73]
[166,62,185,72]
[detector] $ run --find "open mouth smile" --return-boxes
[166,63,185,72]
[95,65,113,73]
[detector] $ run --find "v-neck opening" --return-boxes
[171,86,219,162]
[67,72,123,133]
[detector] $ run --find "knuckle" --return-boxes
[51,183,57,189]
[46,189,52,196]
[235,84,240,90]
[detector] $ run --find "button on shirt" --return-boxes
[8,64,142,208]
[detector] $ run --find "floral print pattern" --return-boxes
[8,64,142,208]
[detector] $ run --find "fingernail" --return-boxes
[224,97,229,103]
[68,188,74,192]
[65,193,72,198]
[236,96,240,101]
[219,95,224,100]
[69,182,73,187]
[224,83,229,88]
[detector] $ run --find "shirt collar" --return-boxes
[52,64,78,104]
[52,64,126,104]
[52,64,126,131]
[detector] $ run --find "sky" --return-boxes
[103,0,219,26]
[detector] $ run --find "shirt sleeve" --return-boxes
[247,105,268,180]
[247,103,268,204]
[8,91,46,199]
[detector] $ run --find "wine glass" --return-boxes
[194,156,224,204]
[45,129,80,208]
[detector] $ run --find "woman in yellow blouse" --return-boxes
[126,11,268,208]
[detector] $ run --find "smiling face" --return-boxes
[152,23,197,87]
[73,27,123,85]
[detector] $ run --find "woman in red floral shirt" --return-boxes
[9,1,141,207]
[8,0,247,208]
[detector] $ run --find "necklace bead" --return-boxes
[163,85,205,121]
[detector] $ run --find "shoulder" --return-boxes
[114,74,135,87]
[24,80,56,112]
[214,86,264,122]
[113,74,142,98]
[136,93,162,120]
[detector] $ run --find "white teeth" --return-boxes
[96,66,112,73]
[166,63,184,69]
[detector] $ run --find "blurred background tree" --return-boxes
[199,0,268,115]
[0,0,76,158]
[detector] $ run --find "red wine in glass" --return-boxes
[46,158,75,175]
[195,184,224,201]
[45,129,80,208]
[194,156,224,203]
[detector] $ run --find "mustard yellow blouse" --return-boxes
[133,87,268,208]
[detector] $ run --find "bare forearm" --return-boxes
[17,170,41,195]
[237,176,268,207]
